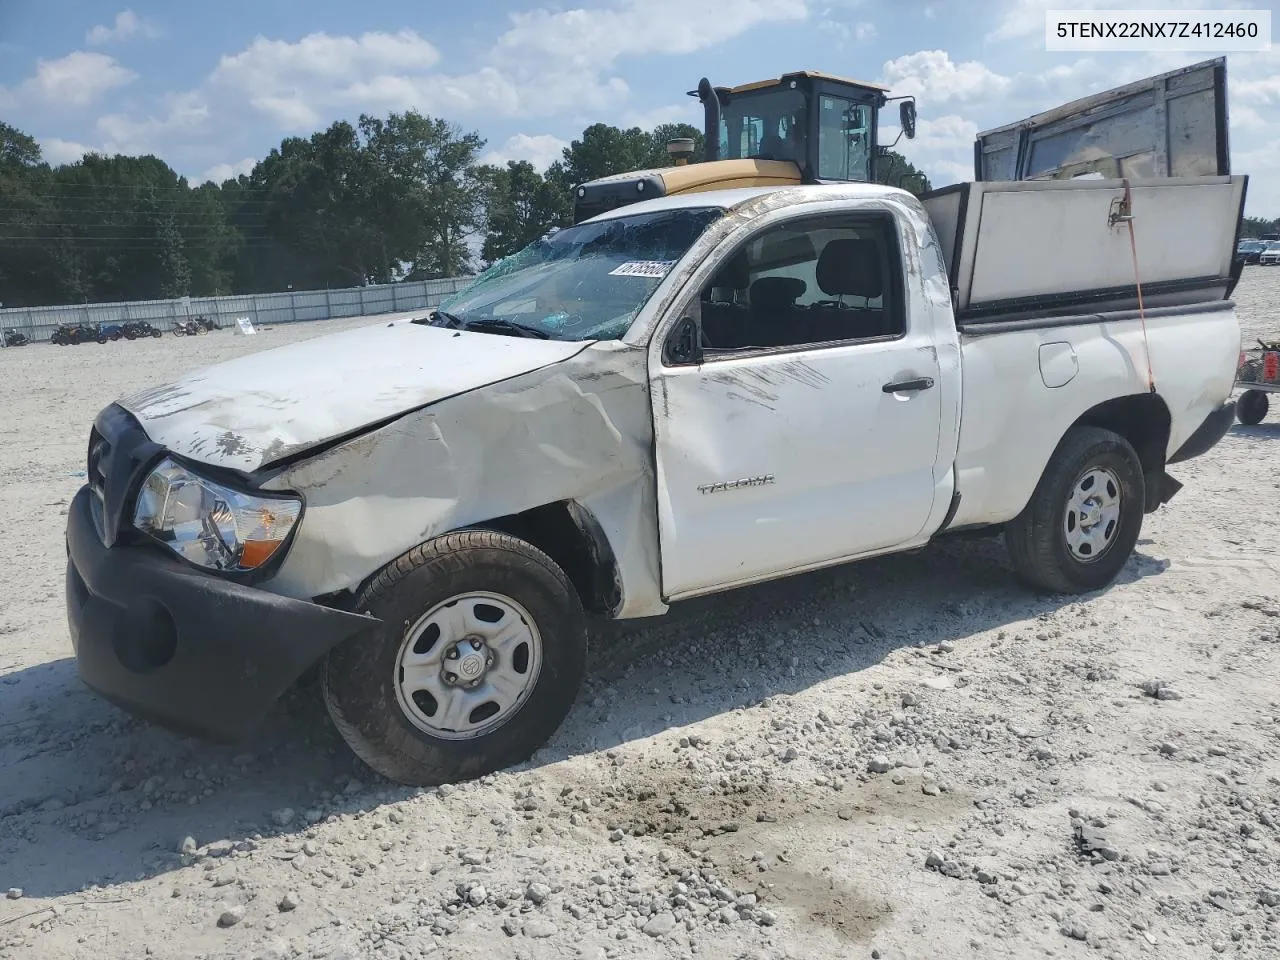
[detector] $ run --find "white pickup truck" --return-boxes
[65,173,1245,785]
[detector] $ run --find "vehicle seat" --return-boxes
[812,238,888,339]
[749,276,806,315]
[735,276,807,347]
[700,252,751,345]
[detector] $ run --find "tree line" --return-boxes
[1240,216,1279,239]
[0,114,932,308]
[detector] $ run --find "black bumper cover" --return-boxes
[65,485,376,742]
[1168,399,1237,464]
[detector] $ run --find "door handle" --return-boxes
[882,377,935,393]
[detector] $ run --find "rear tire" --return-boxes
[1237,390,1269,425]
[1004,426,1145,594]
[322,530,588,786]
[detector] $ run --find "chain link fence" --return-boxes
[0,277,472,344]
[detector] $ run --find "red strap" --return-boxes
[1122,179,1156,393]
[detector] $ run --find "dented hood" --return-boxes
[117,319,589,473]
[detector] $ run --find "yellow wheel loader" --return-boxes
[570,70,918,223]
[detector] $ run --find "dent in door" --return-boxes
[1039,341,1079,388]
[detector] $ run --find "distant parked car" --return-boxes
[1237,239,1266,264]
[1260,241,1280,266]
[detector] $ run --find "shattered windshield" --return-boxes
[431,206,726,341]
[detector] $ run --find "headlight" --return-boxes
[132,457,302,572]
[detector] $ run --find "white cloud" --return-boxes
[491,0,807,71]
[208,30,447,129]
[1234,138,1280,216]
[94,90,211,153]
[0,51,136,110]
[880,50,1012,104]
[200,157,257,183]
[619,102,700,130]
[822,18,876,45]
[193,3,811,135]
[881,115,980,189]
[72,1,814,176]
[482,0,809,116]
[1236,73,1280,106]
[907,114,980,152]
[479,134,569,172]
[41,137,94,165]
[86,10,160,45]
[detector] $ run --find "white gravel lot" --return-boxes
[1,273,1278,960]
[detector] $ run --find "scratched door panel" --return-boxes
[653,338,942,598]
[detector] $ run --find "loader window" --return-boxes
[696,215,904,355]
[720,87,807,166]
[817,97,872,182]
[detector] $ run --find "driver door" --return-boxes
[650,210,948,600]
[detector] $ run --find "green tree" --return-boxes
[1240,216,1278,238]
[478,160,570,266]
[644,123,705,167]
[875,150,933,196]
[548,123,654,192]
[244,121,385,290]
[361,111,486,279]
[14,152,233,303]
[0,122,56,306]
[0,121,42,168]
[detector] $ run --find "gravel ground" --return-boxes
[1,272,1278,960]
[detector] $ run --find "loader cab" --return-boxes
[570,71,916,223]
[712,72,896,182]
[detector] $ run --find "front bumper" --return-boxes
[1167,399,1237,465]
[65,483,376,742]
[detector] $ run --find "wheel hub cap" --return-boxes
[392,592,543,741]
[1079,498,1103,529]
[445,638,493,687]
[1064,467,1122,563]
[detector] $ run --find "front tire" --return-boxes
[1004,426,1145,594]
[322,530,587,786]
[1237,390,1269,425]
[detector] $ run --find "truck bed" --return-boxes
[972,57,1229,182]
[920,174,1248,323]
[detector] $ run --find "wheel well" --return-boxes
[1073,393,1172,509]
[480,501,622,617]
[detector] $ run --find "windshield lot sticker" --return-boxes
[609,260,675,278]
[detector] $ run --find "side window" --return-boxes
[817,97,872,182]
[696,216,903,354]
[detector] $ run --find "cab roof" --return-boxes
[726,70,890,94]
[581,182,914,223]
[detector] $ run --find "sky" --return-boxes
[0,0,1276,216]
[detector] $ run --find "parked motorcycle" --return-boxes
[51,323,107,345]
[173,316,217,336]
[3,329,29,347]
[172,319,209,336]
[101,323,124,341]
[121,320,163,339]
